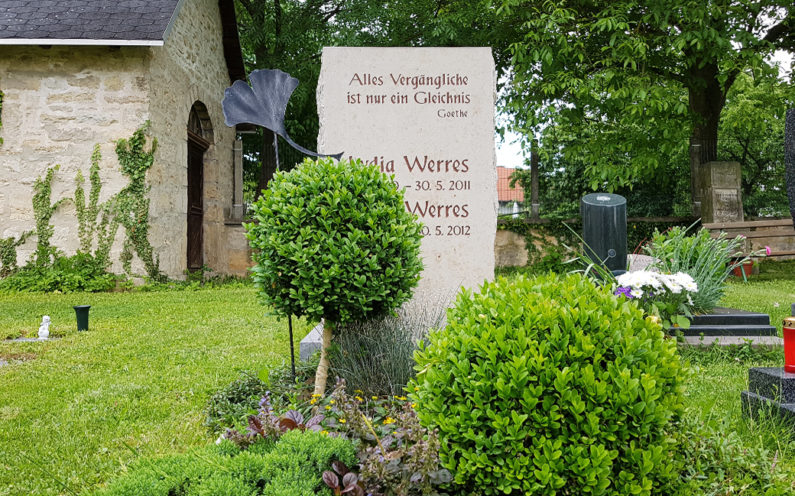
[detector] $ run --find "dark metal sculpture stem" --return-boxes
[274,131,297,379]
[223,69,334,379]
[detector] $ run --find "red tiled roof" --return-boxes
[497,166,524,202]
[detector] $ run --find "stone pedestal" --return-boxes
[741,367,795,424]
[700,161,744,224]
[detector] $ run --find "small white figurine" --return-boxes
[38,315,50,340]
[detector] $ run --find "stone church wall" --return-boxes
[0,46,150,274]
[147,0,247,278]
[0,0,248,280]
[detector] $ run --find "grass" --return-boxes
[1,262,793,494]
[0,287,312,496]
[677,263,795,477]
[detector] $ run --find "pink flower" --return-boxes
[765,246,771,256]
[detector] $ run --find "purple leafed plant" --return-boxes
[222,391,325,448]
[323,460,365,496]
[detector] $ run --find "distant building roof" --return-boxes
[497,166,524,203]
[0,0,245,81]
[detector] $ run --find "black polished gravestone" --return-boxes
[742,368,795,424]
[672,307,778,337]
[741,305,795,424]
[581,193,627,274]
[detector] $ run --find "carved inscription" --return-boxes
[343,72,476,237]
[318,47,496,301]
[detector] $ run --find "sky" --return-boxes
[495,49,794,169]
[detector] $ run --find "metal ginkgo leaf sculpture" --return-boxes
[222,69,342,159]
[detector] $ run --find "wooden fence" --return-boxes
[703,219,795,259]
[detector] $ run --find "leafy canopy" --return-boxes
[246,157,423,325]
[497,0,794,188]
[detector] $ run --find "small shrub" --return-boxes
[89,430,357,496]
[644,225,747,312]
[246,157,423,395]
[322,380,452,496]
[0,253,118,293]
[204,372,269,434]
[331,303,445,397]
[411,273,685,496]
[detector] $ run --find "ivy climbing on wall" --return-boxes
[74,144,119,269]
[114,123,164,281]
[32,165,68,266]
[0,232,30,277]
[1,122,165,282]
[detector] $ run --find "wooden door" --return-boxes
[187,135,207,271]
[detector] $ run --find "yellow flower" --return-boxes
[329,399,335,404]
[382,417,396,425]
[414,386,419,392]
[325,405,331,410]
[411,403,417,409]
[321,430,329,436]
[310,398,317,405]
[312,393,322,398]
[355,396,364,402]
[354,389,363,394]
[371,396,378,400]
[339,418,346,424]
[394,395,407,401]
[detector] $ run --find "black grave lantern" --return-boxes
[580,193,627,275]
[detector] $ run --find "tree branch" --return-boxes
[762,15,793,44]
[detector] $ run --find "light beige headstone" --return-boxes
[700,161,744,223]
[317,47,497,305]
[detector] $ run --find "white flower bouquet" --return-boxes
[614,271,698,328]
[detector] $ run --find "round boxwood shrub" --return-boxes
[246,157,423,395]
[411,273,685,496]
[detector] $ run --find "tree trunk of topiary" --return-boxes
[313,320,334,396]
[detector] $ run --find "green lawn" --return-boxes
[0,287,312,496]
[678,273,795,474]
[1,270,794,495]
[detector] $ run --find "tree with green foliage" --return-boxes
[719,69,794,216]
[246,158,423,396]
[497,0,794,193]
[234,0,508,198]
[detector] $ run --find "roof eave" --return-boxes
[0,38,164,47]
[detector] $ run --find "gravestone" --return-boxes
[700,161,744,223]
[317,47,497,304]
[742,368,795,425]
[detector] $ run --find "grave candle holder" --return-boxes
[73,305,91,332]
[784,312,795,373]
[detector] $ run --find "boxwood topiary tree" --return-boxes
[411,273,685,495]
[246,157,423,396]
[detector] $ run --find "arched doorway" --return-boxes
[187,102,212,272]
